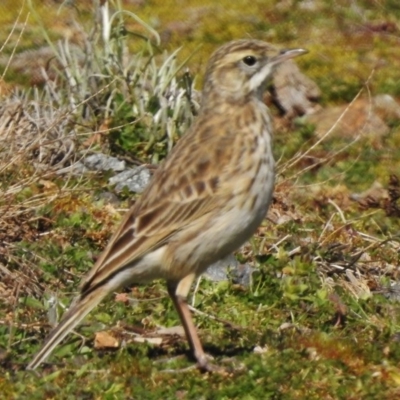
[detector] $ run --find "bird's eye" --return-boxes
[243,55,257,66]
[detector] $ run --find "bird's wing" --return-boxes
[80,120,231,294]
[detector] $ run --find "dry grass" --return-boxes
[1,1,400,398]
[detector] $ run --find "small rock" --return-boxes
[272,59,321,117]
[373,94,400,121]
[83,154,126,172]
[109,166,151,193]
[385,283,400,302]
[253,345,269,354]
[306,97,391,138]
[96,191,121,205]
[57,161,89,175]
[350,181,389,206]
[204,254,237,282]
[231,263,255,287]
[204,254,254,287]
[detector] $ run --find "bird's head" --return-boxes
[202,39,307,105]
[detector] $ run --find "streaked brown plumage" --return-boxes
[27,39,306,371]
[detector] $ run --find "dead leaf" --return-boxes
[94,331,119,349]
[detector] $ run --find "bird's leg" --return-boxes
[167,274,214,371]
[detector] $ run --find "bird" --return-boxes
[27,39,307,372]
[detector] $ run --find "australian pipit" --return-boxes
[27,39,306,371]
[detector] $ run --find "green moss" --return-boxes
[2,0,400,398]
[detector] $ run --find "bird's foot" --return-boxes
[196,354,222,373]
[197,354,245,374]
[157,353,245,374]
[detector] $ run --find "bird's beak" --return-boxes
[273,48,308,64]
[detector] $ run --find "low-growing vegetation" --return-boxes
[1,1,400,398]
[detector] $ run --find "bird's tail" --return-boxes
[26,286,108,370]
